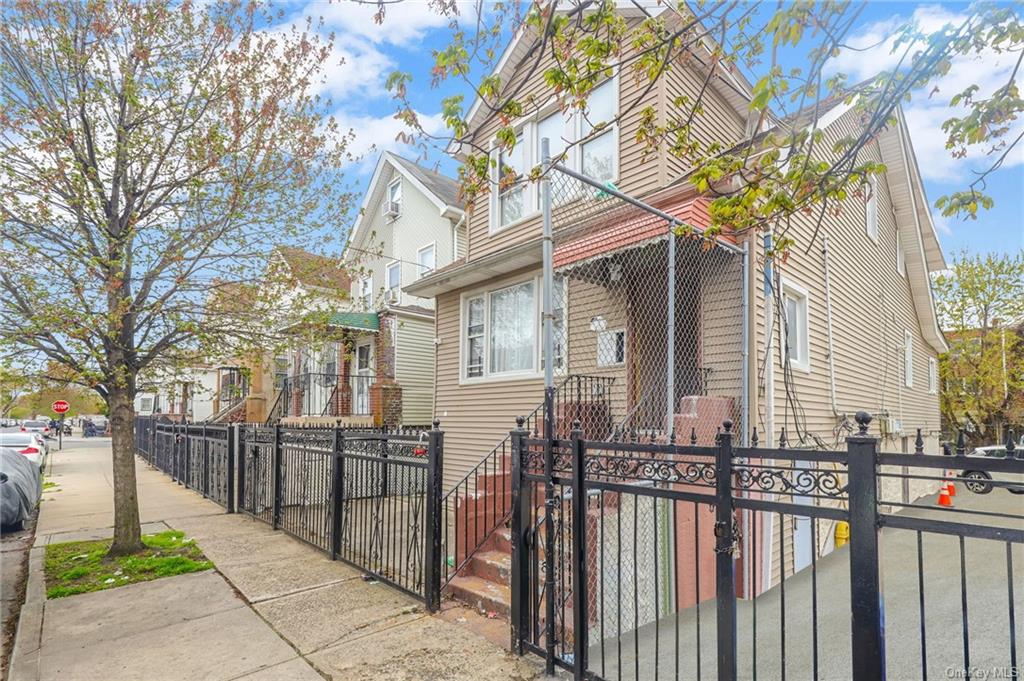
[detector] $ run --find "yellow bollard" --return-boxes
[835,520,850,548]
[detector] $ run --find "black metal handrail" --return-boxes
[439,373,615,587]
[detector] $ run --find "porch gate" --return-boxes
[510,413,1024,681]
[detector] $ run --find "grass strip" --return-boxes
[44,530,213,599]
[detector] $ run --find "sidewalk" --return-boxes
[11,439,544,681]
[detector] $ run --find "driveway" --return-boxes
[587,489,1023,681]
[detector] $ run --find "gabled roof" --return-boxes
[390,155,461,207]
[450,5,756,157]
[276,246,351,291]
[344,152,464,259]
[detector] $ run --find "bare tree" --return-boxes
[0,0,353,555]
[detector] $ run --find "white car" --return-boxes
[0,433,48,471]
[20,420,52,439]
[958,443,1024,494]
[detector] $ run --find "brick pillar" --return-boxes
[368,314,401,426]
[291,349,303,416]
[332,341,354,418]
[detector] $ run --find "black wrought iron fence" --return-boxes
[509,414,1024,681]
[236,422,444,607]
[134,417,236,511]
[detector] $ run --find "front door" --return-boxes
[353,342,373,415]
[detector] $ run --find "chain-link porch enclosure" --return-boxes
[543,148,749,444]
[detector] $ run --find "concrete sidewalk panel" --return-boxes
[39,603,299,681]
[254,578,420,654]
[307,613,543,681]
[35,520,171,547]
[232,657,324,681]
[213,552,356,603]
[40,571,241,647]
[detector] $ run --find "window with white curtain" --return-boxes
[490,282,535,374]
[463,280,537,380]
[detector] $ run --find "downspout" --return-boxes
[762,232,775,591]
[822,235,839,416]
[666,223,676,435]
[740,238,751,598]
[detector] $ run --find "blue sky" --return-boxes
[285,1,1023,259]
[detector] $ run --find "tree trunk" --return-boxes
[107,385,145,556]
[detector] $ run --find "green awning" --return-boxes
[328,311,379,332]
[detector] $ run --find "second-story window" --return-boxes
[866,175,879,241]
[580,78,617,184]
[904,330,914,388]
[498,132,526,227]
[385,178,402,218]
[417,244,435,278]
[358,276,372,309]
[386,262,401,301]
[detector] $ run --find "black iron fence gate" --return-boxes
[510,413,1024,681]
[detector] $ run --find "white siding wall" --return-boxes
[348,164,458,310]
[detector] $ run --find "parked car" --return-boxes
[958,444,1024,494]
[21,420,51,438]
[1,447,42,530]
[0,433,47,471]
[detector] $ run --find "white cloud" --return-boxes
[828,4,1024,183]
[931,211,954,236]
[309,0,463,47]
[333,109,447,172]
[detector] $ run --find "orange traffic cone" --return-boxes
[947,479,957,497]
[937,485,953,507]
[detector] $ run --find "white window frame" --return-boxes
[780,277,811,373]
[866,175,879,242]
[928,356,938,394]
[904,330,914,388]
[357,276,372,309]
[417,243,436,279]
[140,397,153,412]
[459,276,541,384]
[596,328,626,368]
[488,77,619,234]
[385,261,401,301]
[385,178,402,218]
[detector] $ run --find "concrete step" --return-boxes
[470,550,511,584]
[446,575,511,618]
[487,527,513,554]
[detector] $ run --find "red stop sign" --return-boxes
[51,400,70,414]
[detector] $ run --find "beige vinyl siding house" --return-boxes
[417,12,754,477]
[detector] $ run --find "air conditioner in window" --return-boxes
[385,289,399,304]
[382,200,400,218]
